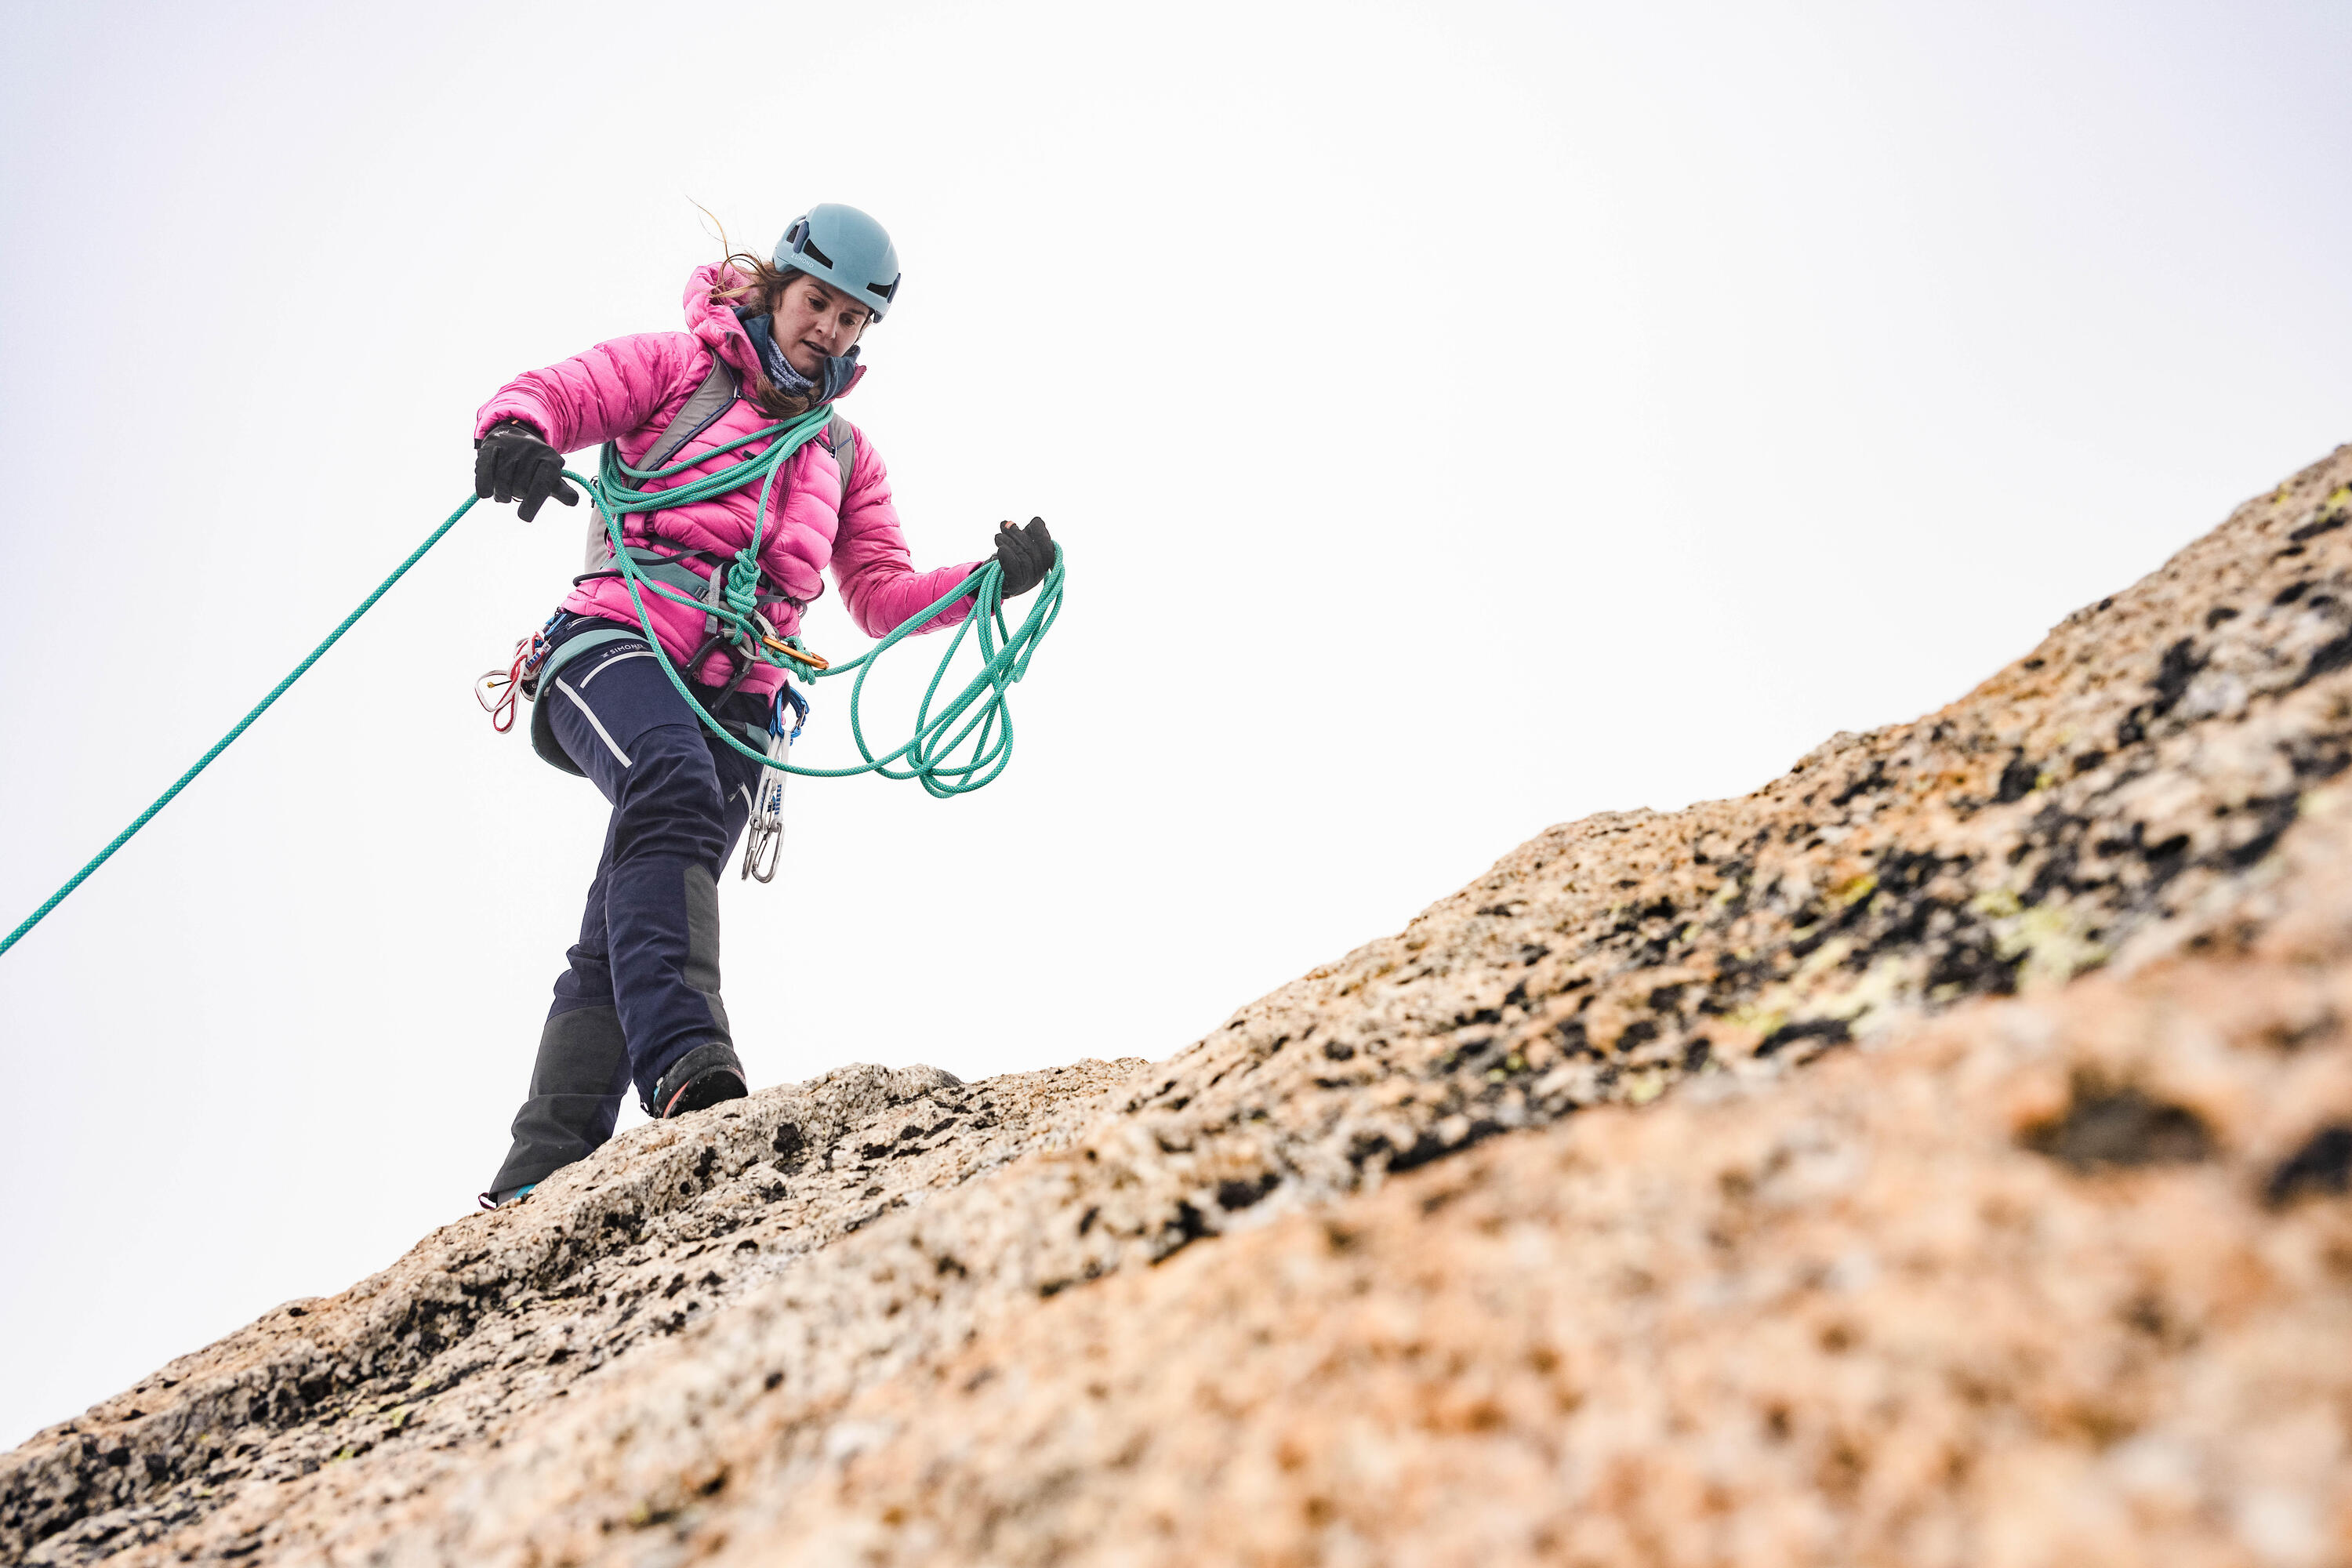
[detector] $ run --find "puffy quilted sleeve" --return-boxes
[473,332,702,452]
[828,433,985,639]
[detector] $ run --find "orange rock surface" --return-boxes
[7,449,2350,1566]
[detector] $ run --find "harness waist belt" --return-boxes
[526,619,781,779]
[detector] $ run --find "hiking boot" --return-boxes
[651,1042,750,1120]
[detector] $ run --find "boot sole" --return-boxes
[661,1068,749,1119]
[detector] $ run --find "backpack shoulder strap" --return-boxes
[585,354,742,572]
[644,356,742,472]
[826,412,857,510]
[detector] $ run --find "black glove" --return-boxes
[984,517,1055,599]
[474,419,579,523]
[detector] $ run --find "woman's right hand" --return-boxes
[474,419,579,523]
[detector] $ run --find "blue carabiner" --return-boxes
[773,682,811,742]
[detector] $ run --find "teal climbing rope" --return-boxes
[586,411,1063,796]
[0,413,1064,959]
[0,495,479,957]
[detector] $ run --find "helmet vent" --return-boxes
[870,277,899,302]
[800,238,835,268]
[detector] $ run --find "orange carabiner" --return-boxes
[762,636,831,672]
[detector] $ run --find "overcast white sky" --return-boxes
[1,0,2345,1447]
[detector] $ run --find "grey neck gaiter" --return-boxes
[738,309,858,403]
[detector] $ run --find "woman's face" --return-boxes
[771,276,872,376]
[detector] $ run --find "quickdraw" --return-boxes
[742,684,811,884]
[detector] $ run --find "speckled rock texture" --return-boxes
[6,448,2351,1566]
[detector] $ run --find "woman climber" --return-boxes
[469,204,1054,1207]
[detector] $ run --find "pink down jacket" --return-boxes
[474,264,979,699]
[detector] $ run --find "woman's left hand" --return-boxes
[983,517,1056,599]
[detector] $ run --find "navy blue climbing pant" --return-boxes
[486,633,765,1197]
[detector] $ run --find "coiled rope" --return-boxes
[0,410,1063,958]
[589,403,1064,794]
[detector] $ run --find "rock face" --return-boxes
[7,448,2352,1566]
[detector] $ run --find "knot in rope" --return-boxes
[724,549,763,622]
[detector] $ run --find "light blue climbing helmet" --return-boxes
[774,204,902,320]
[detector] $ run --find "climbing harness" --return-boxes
[0,406,1065,960]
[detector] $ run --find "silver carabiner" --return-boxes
[742,815,783,882]
[740,719,793,883]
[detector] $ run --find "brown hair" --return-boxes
[711,253,814,419]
